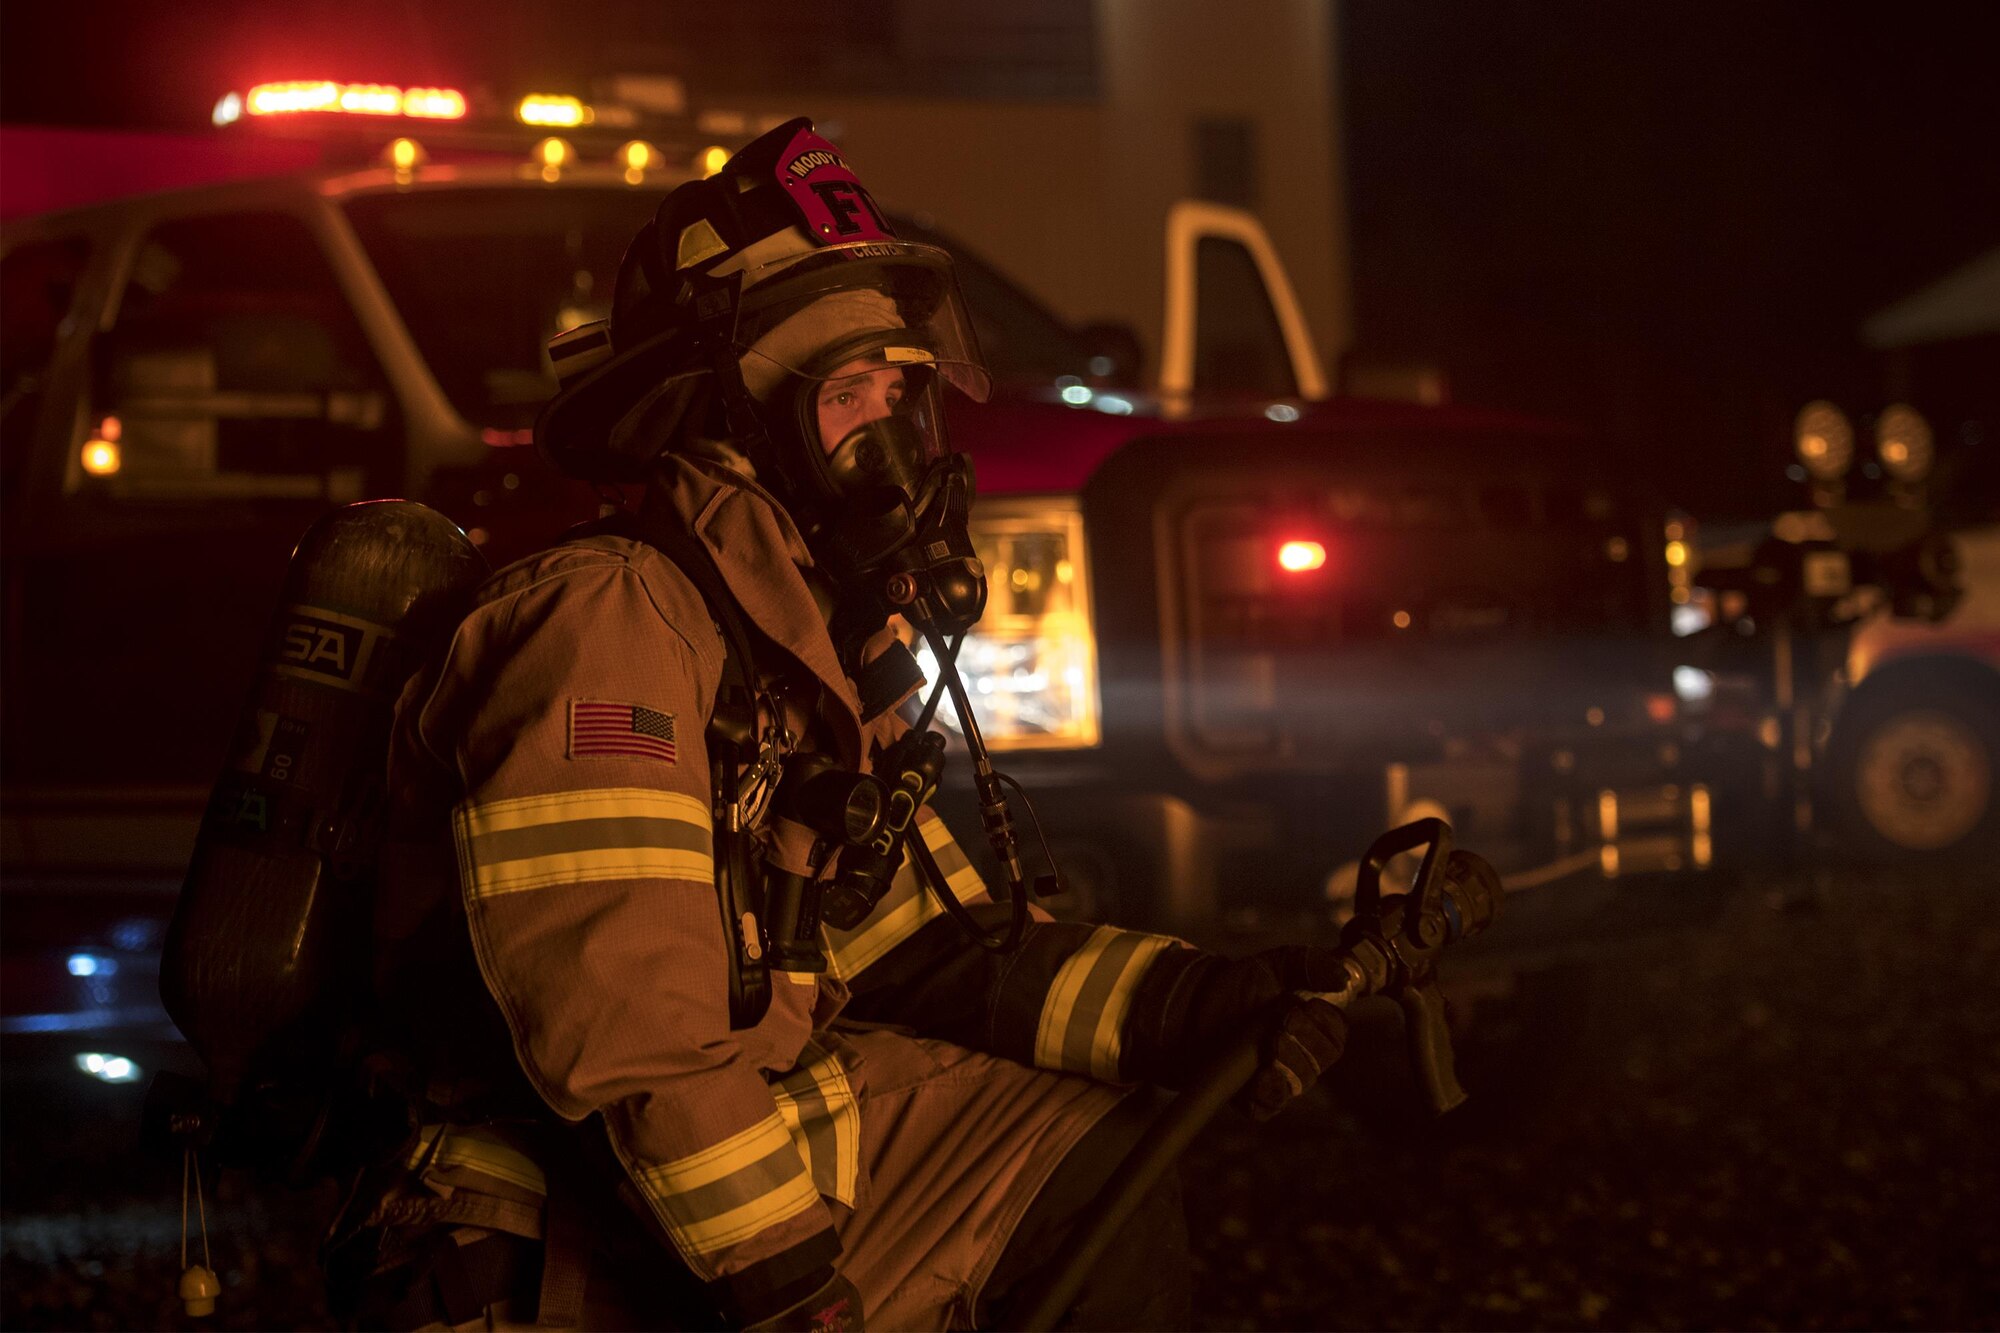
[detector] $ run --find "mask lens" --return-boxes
[814,362,923,455]
[823,413,931,495]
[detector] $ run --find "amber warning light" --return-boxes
[1277,540,1327,573]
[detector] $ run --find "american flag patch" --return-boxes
[569,700,678,764]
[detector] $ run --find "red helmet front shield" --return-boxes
[770,125,896,245]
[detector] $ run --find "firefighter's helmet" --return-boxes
[538,117,989,514]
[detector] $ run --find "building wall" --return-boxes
[716,0,1349,387]
[1097,0,1350,377]
[734,99,1114,328]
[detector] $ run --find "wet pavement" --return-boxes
[1185,866,2000,1330]
[2,865,1995,1330]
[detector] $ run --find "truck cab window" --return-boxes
[2,235,91,503]
[342,188,658,434]
[1195,236,1295,399]
[81,211,389,500]
[889,215,1100,387]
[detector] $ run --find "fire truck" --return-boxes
[1,78,1710,942]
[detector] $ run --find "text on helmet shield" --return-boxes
[775,124,895,244]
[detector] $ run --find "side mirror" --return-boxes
[1078,322,1145,388]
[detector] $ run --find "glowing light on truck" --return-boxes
[518,95,593,128]
[621,141,662,184]
[1277,540,1327,573]
[80,440,121,476]
[535,138,575,181]
[81,418,122,476]
[384,138,425,172]
[75,1053,142,1084]
[243,81,466,120]
[401,88,467,119]
[915,499,1101,750]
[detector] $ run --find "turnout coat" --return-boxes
[365,451,1191,1329]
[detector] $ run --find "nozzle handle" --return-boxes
[1355,817,1452,923]
[1398,979,1467,1114]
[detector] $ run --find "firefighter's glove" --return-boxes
[1244,993,1349,1121]
[744,1272,863,1333]
[1122,945,1351,1120]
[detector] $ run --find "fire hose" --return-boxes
[1014,818,1503,1331]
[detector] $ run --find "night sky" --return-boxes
[1341,1,2000,513]
[5,1,1995,515]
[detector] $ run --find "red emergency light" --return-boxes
[1276,539,1328,573]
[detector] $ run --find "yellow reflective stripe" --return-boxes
[922,815,987,905]
[465,845,715,896]
[406,1124,548,1196]
[672,1172,820,1255]
[771,1042,860,1207]
[633,1113,821,1257]
[462,786,708,834]
[453,787,713,897]
[1036,926,1116,1070]
[1080,933,1174,1079]
[644,1111,794,1193]
[1034,927,1176,1079]
[823,816,985,979]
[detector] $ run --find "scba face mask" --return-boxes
[787,333,946,496]
[759,335,987,636]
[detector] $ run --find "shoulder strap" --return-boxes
[570,510,771,1028]
[573,512,761,748]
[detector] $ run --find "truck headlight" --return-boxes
[1794,400,1854,482]
[915,496,1102,750]
[1874,403,1934,482]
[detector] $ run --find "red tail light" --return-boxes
[1277,539,1327,573]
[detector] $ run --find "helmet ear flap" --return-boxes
[639,215,676,298]
[610,220,667,348]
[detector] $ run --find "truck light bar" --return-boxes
[241,81,467,121]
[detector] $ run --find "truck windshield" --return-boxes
[342,187,659,433]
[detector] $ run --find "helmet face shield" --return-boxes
[733,242,992,407]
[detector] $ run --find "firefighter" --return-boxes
[332,119,1359,1331]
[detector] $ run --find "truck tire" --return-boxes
[1827,675,1999,867]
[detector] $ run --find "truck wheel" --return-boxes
[1829,679,1999,866]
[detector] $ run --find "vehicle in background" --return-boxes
[1827,249,2000,867]
[1,80,1709,948]
[1682,392,1992,871]
[1832,525,1999,864]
